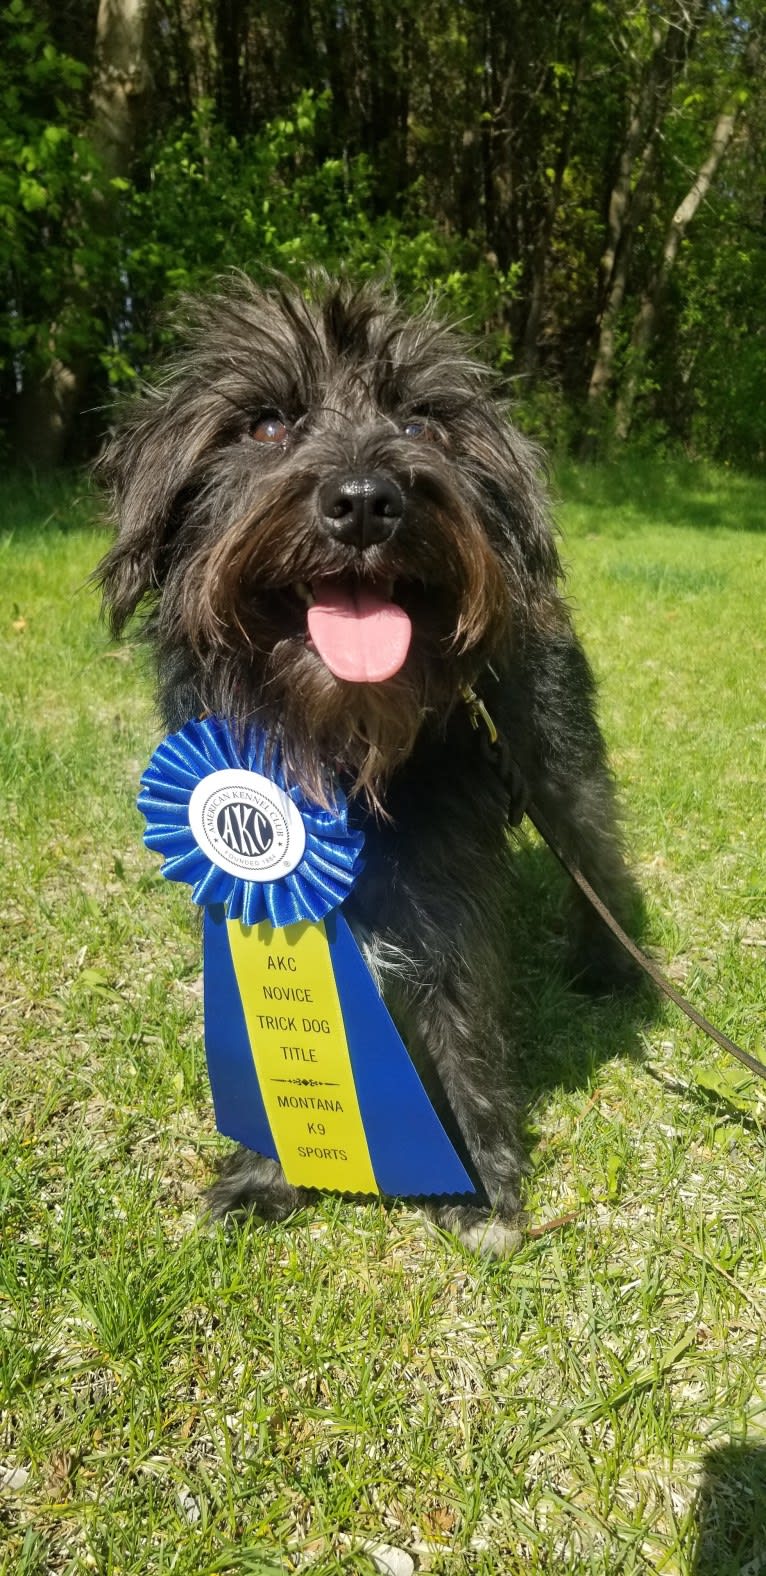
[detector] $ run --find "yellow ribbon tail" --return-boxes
[227,918,379,1195]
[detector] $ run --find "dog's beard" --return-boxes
[263,647,436,805]
[163,470,513,809]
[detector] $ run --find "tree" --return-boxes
[14,0,153,465]
[614,18,762,438]
[92,0,154,178]
[2,0,765,466]
[586,0,706,418]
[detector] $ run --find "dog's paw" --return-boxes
[206,1145,308,1222]
[454,1216,523,1258]
[428,1202,523,1259]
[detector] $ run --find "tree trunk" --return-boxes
[586,2,705,414]
[214,0,243,135]
[482,2,518,276]
[614,100,742,439]
[16,0,153,466]
[92,0,154,176]
[520,3,587,372]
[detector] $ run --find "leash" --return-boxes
[462,685,766,1087]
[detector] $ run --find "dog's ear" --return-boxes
[96,389,190,634]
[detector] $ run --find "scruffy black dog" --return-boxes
[99,276,634,1256]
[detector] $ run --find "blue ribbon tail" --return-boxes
[327,912,475,1198]
[202,905,474,1198]
[203,906,278,1160]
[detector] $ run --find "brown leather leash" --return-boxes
[462,684,766,1087]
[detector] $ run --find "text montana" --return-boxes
[276,1094,343,1113]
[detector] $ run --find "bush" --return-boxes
[109,91,521,386]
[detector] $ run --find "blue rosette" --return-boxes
[137,716,364,927]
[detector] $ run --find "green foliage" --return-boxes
[118,91,520,382]
[1,48,520,405]
[0,1,118,387]
[675,213,766,468]
[1,0,764,467]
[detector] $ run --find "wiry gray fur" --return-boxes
[98,275,638,1256]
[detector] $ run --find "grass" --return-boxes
[1,455,765,1574]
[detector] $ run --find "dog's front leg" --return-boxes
[396,963,526,1258]
[367,855,525,1256]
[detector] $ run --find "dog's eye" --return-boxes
[251,413,289,444]
[401,418,435,441]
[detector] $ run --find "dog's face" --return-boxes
[100,278,558,804]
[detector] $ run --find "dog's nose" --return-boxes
[319,474,404,549]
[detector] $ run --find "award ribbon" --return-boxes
[138,717,475,1199]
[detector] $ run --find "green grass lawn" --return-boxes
[1,458,765,1574]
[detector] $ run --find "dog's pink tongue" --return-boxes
[307,581,412,683]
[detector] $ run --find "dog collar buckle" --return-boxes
[461,683,499,747]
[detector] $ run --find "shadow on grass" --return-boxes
[691,1441,766,1574]
[0,467,98,536]
[556,455,766,534]
[504,835,656,1112]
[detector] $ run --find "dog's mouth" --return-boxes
[294,577,412,683]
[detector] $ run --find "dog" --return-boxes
[98,275,636,1256]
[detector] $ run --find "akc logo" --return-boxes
[188,769,306,883]
[216,801,274,858]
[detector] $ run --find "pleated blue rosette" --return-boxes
[137,716,364,926]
